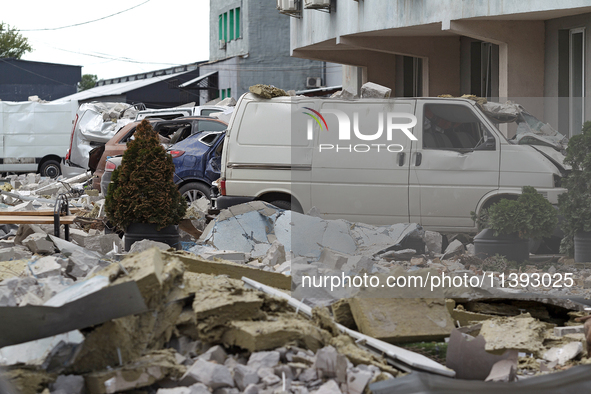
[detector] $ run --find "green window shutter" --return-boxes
[228,88,231,98]
[223,12,228,42]
[218,14,223,41]
[236,7,241,38]
[229,10,234,41]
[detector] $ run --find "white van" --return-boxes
[0,100,79,178]
[217,94,567,233]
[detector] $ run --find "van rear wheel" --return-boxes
[270,200,292,211]
[40,160,61,178]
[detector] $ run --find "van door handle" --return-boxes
[415,152,422,166]
[398,152,405,166]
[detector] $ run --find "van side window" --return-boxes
[423,104,495,151]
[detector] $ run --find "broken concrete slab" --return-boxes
[50,374,85,394]
[330,89,357,100]
[22,233,55,255]
[261,240,286,267]
[423,231,443,254]
[249,84,288,99]
[348,298,454,343]
[346,368,373,394]
[314,346,347,379]
[0,279,146,348]
[360,82,391,99]
[82,233,123,255]
[27,256,61,278]
[14,224,46,245]
[201,201,422,264]
[0,330,84,367]
[479,314,547,356]
[442,239,465,260]
[84,349,185,394]
[222,317,330,353]
[166,250,291,290]
[314,379,342,394]
[181,359,234,389]
[198,345,227,364]
[247,351,280,370]
[128,239,170,254]
[233,364,259,391]
[543,342,583,365]
[484,359,517,382]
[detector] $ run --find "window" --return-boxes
[198,121,227,132]
[201,109,223,117]
[236,7,241,38]
[229,9,234,41]
[219,88,231,99]
[223,12,228,42]
[423,104,495,151]
[570,28,585,136]
[218,7,241,43]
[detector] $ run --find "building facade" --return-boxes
[186,0,342,104]
[289,0,591,137]
[0,58,80,102]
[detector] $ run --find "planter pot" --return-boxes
[574,231,591,263]
[473,229,529,263]
[124,223,180,252]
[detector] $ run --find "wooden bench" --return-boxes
[0,210,78,240]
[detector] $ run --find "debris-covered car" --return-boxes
[61,102,143,178]
[100,130,225,202]
[92,116,227,193]
[135,104,231,121]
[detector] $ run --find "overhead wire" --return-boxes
[19,0,151,31]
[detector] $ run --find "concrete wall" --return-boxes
[290,0,591,99]
[291,0,591,50]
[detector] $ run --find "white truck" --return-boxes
[0,100,78,178]
[216,93,568,234]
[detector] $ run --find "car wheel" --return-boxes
[270,200,292,211]
[39,160,61,178]
[178,182,210,203]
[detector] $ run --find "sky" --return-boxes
[2,0,210,81]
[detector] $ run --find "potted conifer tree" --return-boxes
[105,119,187,251]
[472,186,558,262]
[558,121,591,262]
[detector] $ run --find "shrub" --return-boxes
[472,186,558,239]
[105,119,187,230]
[558,121,591,255]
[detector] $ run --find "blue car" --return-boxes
[102,130,225,203]
[169,130,225,202]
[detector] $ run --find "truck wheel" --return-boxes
[178,182,210,203]
[40,160,61,178]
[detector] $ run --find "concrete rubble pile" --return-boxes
[0,248,404,394]
[186,201,591,381]
[0,190,589,392]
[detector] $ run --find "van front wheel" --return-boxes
[40,160,61,178]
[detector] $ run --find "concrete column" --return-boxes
[342,65,363,96]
